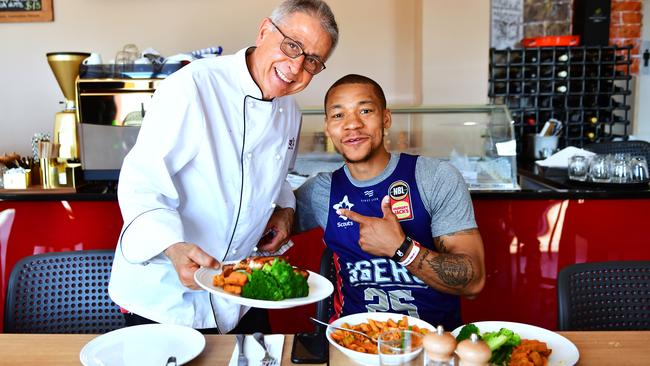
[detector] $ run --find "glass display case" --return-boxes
[292,104,519,191]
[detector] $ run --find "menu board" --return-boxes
[0,0,53,23]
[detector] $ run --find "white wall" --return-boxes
[422,0,490,105]
[0,0,489,157]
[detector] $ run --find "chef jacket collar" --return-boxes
[237,47,272,102]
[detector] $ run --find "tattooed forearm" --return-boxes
[434,237,448,253]
[426,253,474,288]
[415,249,430,271]
[434,229,478,253]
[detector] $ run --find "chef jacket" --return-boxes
[108,47,301,332]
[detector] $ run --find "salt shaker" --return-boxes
[455,333,491,366]
[423,325,456,366]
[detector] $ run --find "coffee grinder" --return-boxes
[42,52,89,188]
[46,52,90,161]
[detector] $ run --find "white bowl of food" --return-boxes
[325,312,434,366]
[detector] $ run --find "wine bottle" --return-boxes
[539,81,553,93]
[492,82,507,95]
[557,70,568,78]
[570,65,584,77]
[585,125,599,142]
[539,66,553,78]
[509,67,522,79]
[509,82,522,94]
[587,114,598,124]
[525,51,538,64]
[492,67,507,80]
[585,80,598,93]
[556,84,568,93]
[538,96,551,108]
[587,131,597,142]
[585,65,599,78]
[569,112,582,123]
[523,81,537,94]
[510,51,523,64]
[557,53,569,62]
[524,67,538,79]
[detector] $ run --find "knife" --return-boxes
[236,334,248,366]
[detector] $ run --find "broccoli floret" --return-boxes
[482,328,521,366]
[456,323,481,342]
[241,258,308,300]
[483,328,519,351]
[241,269,283,300]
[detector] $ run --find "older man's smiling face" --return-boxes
[249,12,332,100]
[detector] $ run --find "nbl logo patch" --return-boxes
[388,180,414,221]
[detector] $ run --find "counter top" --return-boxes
[2,167,650,201]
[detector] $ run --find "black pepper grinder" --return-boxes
[422,325,457,366]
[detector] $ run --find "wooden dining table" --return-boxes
[0,331,649,365]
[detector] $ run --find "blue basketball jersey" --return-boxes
[324,153,461,329]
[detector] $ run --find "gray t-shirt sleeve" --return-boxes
[415,157,477,237]
[294,172,332,232]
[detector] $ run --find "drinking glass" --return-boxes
[114,50,133,74]
[610,154,632,183]
[589,155,610,183]
[630,156,649,182]
[568,155,589,181]
[122,43,140,62]
[378,329,424,366]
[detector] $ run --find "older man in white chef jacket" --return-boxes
[109,0,339,334]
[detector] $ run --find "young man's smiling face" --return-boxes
[250,12,331,100]
[324,83,391,164]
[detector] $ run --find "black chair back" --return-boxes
[4,249,125,334]
[315,247,336,332]
[557,260,650,331]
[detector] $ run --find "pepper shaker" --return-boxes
[423,325,456,366]
[455,333,491,366]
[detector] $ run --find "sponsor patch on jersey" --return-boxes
[388,180,413,221]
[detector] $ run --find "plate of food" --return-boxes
[451,321,579,366]
[326,312,435,366]
[194,256,334,309]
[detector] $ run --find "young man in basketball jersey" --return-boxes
[295,74,485,329]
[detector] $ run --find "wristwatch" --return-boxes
[391,236,412,262]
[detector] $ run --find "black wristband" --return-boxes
[391,236,412,262]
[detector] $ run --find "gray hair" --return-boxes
[270,0,339,58]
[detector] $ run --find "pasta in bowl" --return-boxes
[325,312,434,365]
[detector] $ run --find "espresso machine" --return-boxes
[46,52,90,161]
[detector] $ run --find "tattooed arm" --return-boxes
[337,196,486,299]
[405,228,485,299]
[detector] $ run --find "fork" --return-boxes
[252,332,278,366]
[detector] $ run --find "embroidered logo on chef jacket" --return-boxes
[388,180,414,221]
[332,195,355,227]
[288,137,296,150]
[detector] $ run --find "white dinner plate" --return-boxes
[451,321,580,366]
[80,324,205,366]
[194,266,334,309]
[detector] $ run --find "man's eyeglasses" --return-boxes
[270,19,326,75]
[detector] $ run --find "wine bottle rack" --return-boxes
[488,46,632,148]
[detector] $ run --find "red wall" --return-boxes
[2,197,649,333]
